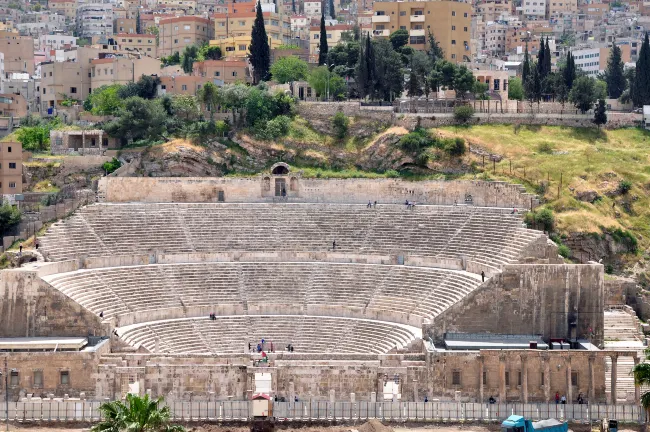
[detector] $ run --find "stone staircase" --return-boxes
[604,307,646,403]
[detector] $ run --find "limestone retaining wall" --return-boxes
[98,177,539,209]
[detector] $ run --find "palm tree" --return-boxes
[198,81,220,121]
[633,354,650,415]
[92,394,185,432]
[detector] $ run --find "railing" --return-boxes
[0,400,643,423]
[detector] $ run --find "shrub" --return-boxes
[0,202,21,237]
[443,137,466,156]
[254,115,291,141]
[557,244,571,259]
[399,128,434,152]
[101,157,122,174]
[605,264,614,274]
[453,105,474,123]
[537,142,554,154]
[534,208,555,232]
[610,228,638,253]
[331,112,349,140]
[618,180,632,194]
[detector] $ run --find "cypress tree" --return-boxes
[249,1,270,83]
[594,99,607,128]
[329,0,335,18]
[633,33,650,107]
[563,52,576,89]
[544,37,551,77]
[537,39,545,78]
[605,43,625,99]
[136,9,141,34]
[522,42,531,86]
[292,0,296,13]
[318,13,328,66]
[356,34,369,99]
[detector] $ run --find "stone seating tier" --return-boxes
[118,315,420,354]
[39,204,543,268]
[43,262,483,327]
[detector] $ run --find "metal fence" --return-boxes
[0,400,642,423]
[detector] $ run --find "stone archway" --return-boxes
[270,162,290,175]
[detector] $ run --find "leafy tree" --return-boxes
[172,94,201,121]
[522,42,531,86]
[161,51,180,67]
[270,56,309,84]
[633,33,650,107]
[92,394,185,432]
[318,13,328,66]
[249,1,271,83]
[221,84,250,125]
[535,208,555,232]
[102,157,122,174]
[508,77,524,100]
[200,45,222,60]
[593,99,607,128]
[453,105,474,123]
[554,74,569,111]
[371,39,403,101]
[473,81,489,99]
[426,69,442,99]
[595,79,607,100]
[308,66,346,100]
[331,111,349,139]
[355,34,373,99]
[136,9,141,34]
[605,43,625,99]
[407,67,421,98]
[569,76,597,113]
[536,39,546,80]
[16,125,50,152]
[118,75,160,100]
[426,30,444,63]
[0,203,21,237]
[328,41,359,72]
[453,65,475,99]
[197,82,220,120]
[620,68,635,103]
[389,29,409,51]
[563,51,576,89]
[181,45,199,73]
[104,97,168,143]
[88,84,124,115]
[525,66,543,108]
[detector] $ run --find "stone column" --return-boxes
[610,354,618,405]
[588,355,595,403]
[412,379,418,402]
[544,357,551,402]
[499,356,506,402]
[566,358,572,404]
[521,355,529,404]
[478,357,484,404]
[634,356,640,405]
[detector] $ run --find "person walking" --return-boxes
[481,271,485,282]
[332,240,336,251]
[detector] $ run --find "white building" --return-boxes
[38,34,78,51]
[519,0,547,20]
[304,1,322,18]
[76,3,114,38]
[643,105,650,130]
[572,47,604,76]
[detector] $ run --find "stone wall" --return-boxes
[98,177,539,209]
[430,264,604,345]
[1,341,109,401]
[0,267,105,337]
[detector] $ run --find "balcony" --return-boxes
[410,14,425,22]
[372,29,390,36]
[409,29,425,36]
[371,15,391,23]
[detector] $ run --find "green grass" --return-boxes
[438,124,650,252]
[31,180,60,193]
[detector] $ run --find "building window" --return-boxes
[7,146,11,153]
[452,25,456,30]
[215,71,220,76]
[482,370,487,385]
[33,371,43,387]
[452,10,456,16]
[541,372,545,386]
[517,371,522,386]
[184,25,191,30]
[464,26,468,31]
[70,87,77,94]
[505,371,510,386]
[571,371,578,386]
[410,36,425,44]
[464,12,468,17]
[313,34,319,39]
[451,40,456,44]
[10,371,18,386]
[239,20,246,25]
[452,371,461,386]
[400,26,406,30]
[9,163,16,169]
[60,371,70,385]
[181,85,187,90]
[400,11,406,15]
[239,44,246,50]
[232,71,238,76]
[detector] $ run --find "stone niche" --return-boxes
[261,162,300,199]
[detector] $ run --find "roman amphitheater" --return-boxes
[0,164,645,421]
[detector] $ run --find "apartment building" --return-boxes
[571,45,631,76]
[3,72,39,113]
[76,3,114,38]
[547,0,577,20]
[578,3,608,20]
[158,16,213,57]
[0,33,35,75]
[156,0,197,11]
[483,21,508,56]
[309,24,352,61]
[192,59,250,85]
[304,1,322,18]
[37,34,77,50]
[518,0,547,20]
[48,0,77,20]
[212,8,290,57]
[0,93,28,117]
[371,0,472,62]
[90,56,160,90]
[0,141,22,197]
[476,0,512,22]
[115,33,158,57]
[114,17,137,34]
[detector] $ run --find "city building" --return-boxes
[115,33,158,57]
[571,45,631,76]
[48,0,77,20]
[476,0,512,22]
[371,0,472,62]
[158,16,213,57]
[0,140,22,197]
[114,17,137,34]
[37,34,77,51]
[75,3,114,38]
[304,1,322,18]
[0,33,35,75]
[546,0,578,20]
[518,0,547,20]
[192,59,251,85]
[90,56,160,91]
[0,93,28,118]
[309,24,352,62]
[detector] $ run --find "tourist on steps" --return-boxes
[368,201,372,208]
[481,271,485,282]
[332,240,336,251]
[555,392,560,404]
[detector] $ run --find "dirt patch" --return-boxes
[357,420,395,432]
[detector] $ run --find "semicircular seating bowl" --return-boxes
[38,203,543,268]
[42,262,483,327]
[117,315,421,355]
